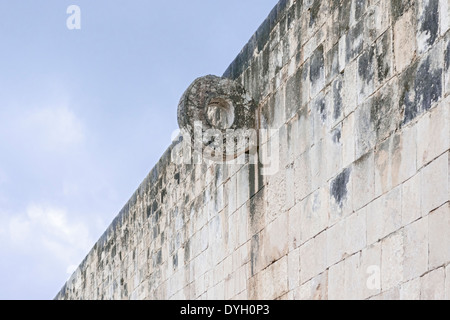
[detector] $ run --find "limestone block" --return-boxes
[310,139,327,190]
[345,208,367,256]
[357,46,376,104]
[402,173,422,226]
[446,265,450,300]
[342,113,356,167]
[294,150,312,202]
[375,125,417,197]
[421,153,449,215]
[300,188,329,243]
[381,232,404,291]
[441,0,450,36]
[375,28,394,87]
[296,271,328,300]
[417,0,440,55]
[403,217,428,281]
[311,92,328,144]
[296,106,313,156]
[288,202,301,250]
[249,256,288,300]
[310,44,325,98]
[329,167,353,224]
[446,35,450,95]
[417,101,449,168]
[327,219,346,267]
[325,125,343,181]
[328,260,345,300]
[360,242,382,299]
[421,267,445,300]
[394,9,416,74]
[355,100,376,160]
[288,248,300,291]
[344,253,363,300]
[400,41,443,125]
[367,186,402,245]
[343,61,358,116]
[299,231,327,283]
[400,278,421,300]
[263,213,289,266]
[352,151,375,211]
[428,203,450,269]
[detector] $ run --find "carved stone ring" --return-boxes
[177,75,257,160]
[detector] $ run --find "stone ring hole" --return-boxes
[206,97,235,130]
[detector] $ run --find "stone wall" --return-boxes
[56,0,450,300]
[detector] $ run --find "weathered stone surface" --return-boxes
[421,267,445,300]
[394,9,416,73]
[428,202,450,269]
[57,0,449,301]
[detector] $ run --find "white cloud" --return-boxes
[6,204,93,273]
[19,105,85,150]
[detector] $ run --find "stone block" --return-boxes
[441,0,450,36]
[288,202,301,250]
[285,66,304,121]
[421,153,449,215]
[375,28,394,87]
[417,101,449,168]
[300,188,329,243]
[329,167,353,224]
[355,100,376,160]
[417,0,440,55]
[310,139,327,190]
[402,173,422,226]
[325,125,343,180]
[357,46,376,104]
[299,231,327,283]
[296,271,328,300]
[446,35,450,95]
[446,265,450,300]
[421,267,445,300]
[342,113,356,167]
[352,151,375,211]
[381,231,404,291]
[294,150,312,202]
[400,42,443,125]
[428,203,450,269]
[394,9,416,73]
[328,260,345,300]
[310,44,325,98]
[343,61,358,115]
[296,106,313,156]
[400,278,421,300]
[345,208,367,256]
[263,213,289,266]
[288,248,300,291]
[344,253,363,300]
[403,217,428,281]
[360,242,382,299]
[327,219,346,267]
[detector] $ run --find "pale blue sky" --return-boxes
[0,0,278,300]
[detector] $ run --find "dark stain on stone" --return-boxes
[331,168,351,208]
[161,188,167,204]
[174,172,180,184]
[286,67,303,119]
[184,240,190,264]
[309,0,322,27]
[250,234,260,276]
[332,127,342,144]
[376,32,391,83]
[315,96,327,122]
[415,55,442,112]
[310,44,324,84]
[391,0,413,22]
[419,0,439,49]
[346,20,364,63]
[358,46,375,86]
[445,39,450,71]
[333,77,343,120]
[173,254,178,269]
[400,61,418,124]
[354,0,367,21]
